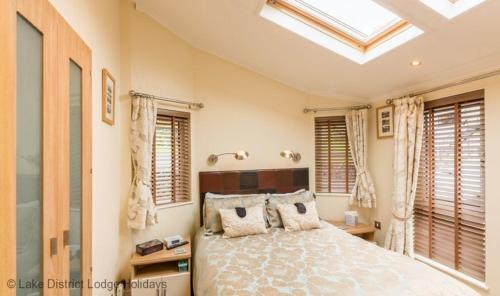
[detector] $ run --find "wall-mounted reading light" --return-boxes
[280,150,301,162]
[207,150,249,165]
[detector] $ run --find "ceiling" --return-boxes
[134,0,500,101]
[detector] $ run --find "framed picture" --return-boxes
[102,69,115,125]
[376,105,394,138]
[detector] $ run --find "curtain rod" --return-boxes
[303,104,372,113]
[385,68,500,105]
[129,90,204,109]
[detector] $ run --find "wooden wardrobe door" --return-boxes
[0,1,92,295]
[59,15,92,296]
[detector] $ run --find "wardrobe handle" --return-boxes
[50,237,57,256]
[63,230,69,247]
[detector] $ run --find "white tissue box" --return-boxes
[345,211,358,226]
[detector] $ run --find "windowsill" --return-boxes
[315,193,351,198]
[414,254,489,291]
[156,200,193,210]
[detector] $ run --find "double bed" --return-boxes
[194,168,479,296]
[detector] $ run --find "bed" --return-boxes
[194,168,479,296]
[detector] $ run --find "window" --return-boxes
[414,90,485,281]
[262,0,423,63]
[315,116,355,193]
[151,109,191,205]
[419,0,486,19]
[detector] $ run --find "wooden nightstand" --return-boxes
[327,221,376,242]
[130,237,191,296]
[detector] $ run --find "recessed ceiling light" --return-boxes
[410,60,422,67]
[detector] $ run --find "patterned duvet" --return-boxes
[193,222,479,296]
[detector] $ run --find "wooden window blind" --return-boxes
[315,116,356,193]
[414,90,485,281]
[151,110,191,205]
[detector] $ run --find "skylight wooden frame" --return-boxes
[267,0,411,53]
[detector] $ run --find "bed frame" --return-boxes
[199,168,309,226]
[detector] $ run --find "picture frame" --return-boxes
[376,105,394,138]
[102,68,115,125]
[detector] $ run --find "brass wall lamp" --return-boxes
[207,150,249,165]
[280,150,301,162]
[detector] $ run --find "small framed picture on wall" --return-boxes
[102,68,115,125]
[376,105,394,138]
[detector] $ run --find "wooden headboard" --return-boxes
[199,168,309,226]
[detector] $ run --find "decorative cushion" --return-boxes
[219,205,268,238]
[203,193,266,234]
[266,190,314,228]
[277,200,321,232]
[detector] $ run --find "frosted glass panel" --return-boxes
[69,60,82,296]
[16,15,42,296]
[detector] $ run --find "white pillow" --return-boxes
[266,190,314,228]
[203,193,266,234]
[277,200,321,232]
[219,205,268,238]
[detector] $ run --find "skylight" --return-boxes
[419,0,485,19]
[284,0,403,43]
[261,0,423,64]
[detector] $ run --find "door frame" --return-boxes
[0,0,17,294]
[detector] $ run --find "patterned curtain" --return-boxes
[346,109,376,208]
[128,96,158,230]
[384,97,424,257]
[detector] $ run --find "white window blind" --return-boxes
[414,90,485,281]
[315,116,355,193]
[151,110,191,205]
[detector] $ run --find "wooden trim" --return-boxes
[344,127,349,193]
[0,0,16,295]
[152,129,157,203]
[171,116,176,203]
[424,89,484,109]
[364,20,411,51]
[158,108,190,118]
[427,109,434,259]
[453,103,460,270]
[268,0,411,53]
[61,12,93,295]
[327,119,332,193]
[328,221,376,236]
[101,68,115,125]
[270,0,363,51]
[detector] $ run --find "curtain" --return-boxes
[346,109,376,208]
[384,97,424,257]
[127,96,158,230]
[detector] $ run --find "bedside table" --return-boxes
[328,221,376,242]
[130,237,191,296]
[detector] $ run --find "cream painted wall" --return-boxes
[368,76,500,295]
[117,0,366,278]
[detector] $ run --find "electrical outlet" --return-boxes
[374,221,381,230]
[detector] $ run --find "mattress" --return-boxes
[193,222,479,296]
